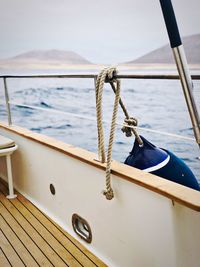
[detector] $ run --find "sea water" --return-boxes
[0,69,199,183]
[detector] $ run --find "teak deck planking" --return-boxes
[0,179,107,267]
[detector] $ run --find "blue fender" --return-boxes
[124,136,200,191]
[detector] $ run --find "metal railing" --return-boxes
[1,73,200,80]
[1,72,200,145]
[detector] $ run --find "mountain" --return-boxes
[128,34,200,64]
[1,49,92,65]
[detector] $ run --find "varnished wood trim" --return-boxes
[0,121,200,212]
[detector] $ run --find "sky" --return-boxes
[0,0,200,64]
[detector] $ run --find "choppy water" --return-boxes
[0,69,200,183]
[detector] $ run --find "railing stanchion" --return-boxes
[159,0,200,146]
[3,77,12,126]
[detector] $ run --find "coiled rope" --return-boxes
[95,67,142,200]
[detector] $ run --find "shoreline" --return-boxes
[0,62,200,76]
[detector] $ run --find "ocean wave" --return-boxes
[39,101,52,108]
[31,123,72,132]
[116,141,125,145]
[139,123,151,129]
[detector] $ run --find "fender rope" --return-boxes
[95,67,142,200]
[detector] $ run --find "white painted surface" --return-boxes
[0,144,18,198]
[143,154,170,172]
[0,127,199,267]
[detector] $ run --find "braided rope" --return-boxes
[95,68,108,163]
[95,67,142,200]
[104,79,121,200]
[95,67,120,200]
[109,82,143,145]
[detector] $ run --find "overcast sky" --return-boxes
[0,0,199,64]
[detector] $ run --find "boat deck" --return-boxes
[0,179,106,267]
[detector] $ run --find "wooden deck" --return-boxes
[0,179,107,267]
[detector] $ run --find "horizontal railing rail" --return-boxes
[1,73,200,145]
[1,73,200,80]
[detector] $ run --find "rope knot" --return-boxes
[121,117,138,137]
[105,67,117,83]
[103,188,114,200]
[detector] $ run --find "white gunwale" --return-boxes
[0,120,199,212]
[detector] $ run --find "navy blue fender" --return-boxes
[124,136,200,191]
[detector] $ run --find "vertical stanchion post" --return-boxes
[159,0,200,146]
[3,77,12,126]
[6,154,17,199]
[94,76,101,161]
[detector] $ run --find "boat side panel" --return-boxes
[0,122,199,211]
[0,126,200,267]
[172,204,200,267]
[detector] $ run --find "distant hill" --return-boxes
[128,34,200,64]
[1,49,92,65]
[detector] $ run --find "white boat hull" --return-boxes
[0,122,200,267]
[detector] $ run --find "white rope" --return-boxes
[135,126,195,141]
[7,100,195,142]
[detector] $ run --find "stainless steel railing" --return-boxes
[1,73,200,145]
